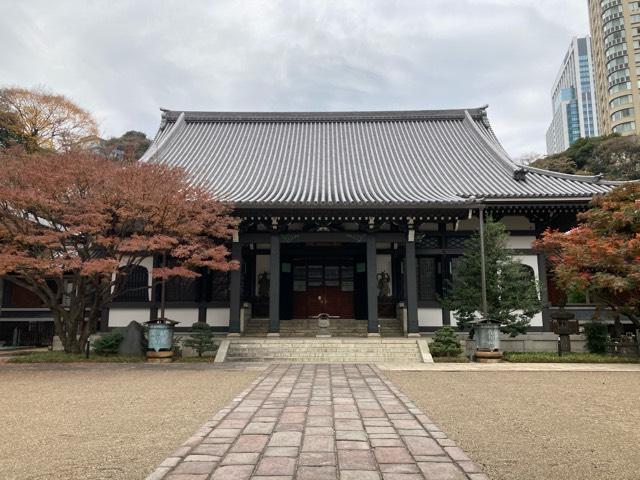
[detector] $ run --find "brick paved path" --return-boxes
[148,364,487,480]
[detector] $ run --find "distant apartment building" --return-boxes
[588,0,640,136]
[546,37,599,154]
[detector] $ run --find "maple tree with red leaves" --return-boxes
[535,183,640,329]
[0,148,237,353]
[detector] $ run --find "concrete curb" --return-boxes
[214,339,230,363]
[416,338,434,363]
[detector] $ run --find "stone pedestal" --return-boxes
[317,317,331,338]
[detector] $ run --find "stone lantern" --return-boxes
[552,307,574,354]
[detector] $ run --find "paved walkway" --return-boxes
[148,364,486,480]
[378,362,640,372]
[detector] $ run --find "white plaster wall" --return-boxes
[501,215,535,230]
[108,308,150,327]
[456,217,479,231]
[164,308,199,328]
[512,254,540,281]
[507,236,536,249]
[418,308,443,327]
[207,308,230,327]
[376,254,393,293]
[512,254,544,327]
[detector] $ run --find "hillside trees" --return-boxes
[0,86,99,151]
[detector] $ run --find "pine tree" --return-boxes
[183,322,217,357]
[430,326,462,357]
[442,218,541,337]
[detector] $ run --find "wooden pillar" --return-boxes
[405,230,419,335]
[268,234,280,335]
[197,268,208,325]
[366,234,379,335]
[228,240,242,335]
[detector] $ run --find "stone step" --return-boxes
[224,336,423,363]
[244,318,403,338]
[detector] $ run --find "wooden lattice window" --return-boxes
[114,265,149,302]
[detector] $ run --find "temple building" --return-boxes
[0,107,619,345]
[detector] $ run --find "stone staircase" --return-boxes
[244,318,404,337]
[220,337,430,363]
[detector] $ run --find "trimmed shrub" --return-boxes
[430,326,463,357]
[583,322,609,354]
[183,322,217,357]
[92,330,124,355]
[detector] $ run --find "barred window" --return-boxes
[417,257,438,301]
[114,265,149,302]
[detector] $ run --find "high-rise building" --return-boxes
[588,0,640,136]
[546,37,599,154]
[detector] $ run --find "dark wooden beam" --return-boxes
[228,242,242,334]
[268,234,280,334]
[366,234,378,334]
[240,231,406,244]
[405,238,419,334]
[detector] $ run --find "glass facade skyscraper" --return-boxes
[588,0,640,136]
[546,37,599,154]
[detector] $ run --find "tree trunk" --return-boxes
[53,310,85,354]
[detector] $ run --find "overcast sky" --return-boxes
[1,0,589,157]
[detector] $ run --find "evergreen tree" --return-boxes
[430,326,462,357]
[442,218,541,337]
[183,322,217,357]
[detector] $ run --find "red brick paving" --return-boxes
[148,364,486,480]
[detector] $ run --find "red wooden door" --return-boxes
[292,261,354,318]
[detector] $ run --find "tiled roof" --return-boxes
[141,107,616,208]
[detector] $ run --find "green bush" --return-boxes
[92,330,124,355]
[503,352,639,363]
[583,322,609,354]
[430,326,463,357]
[183,322,217,357]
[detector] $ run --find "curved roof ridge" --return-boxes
[522,165,627,185]
[462,110,522,177]
[159,107,490,123]
[140,111,185,163]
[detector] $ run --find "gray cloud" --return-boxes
[0,0,589,156]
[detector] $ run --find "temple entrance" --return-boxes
[292,258,355,318]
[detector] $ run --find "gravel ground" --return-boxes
[387,371,640,480]
[0,364,261,480]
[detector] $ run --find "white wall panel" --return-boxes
[108,308,150,327]
[164,308,199,328]
[507,236,536,249]
[207,308,230,327]
[418,308,443,327]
